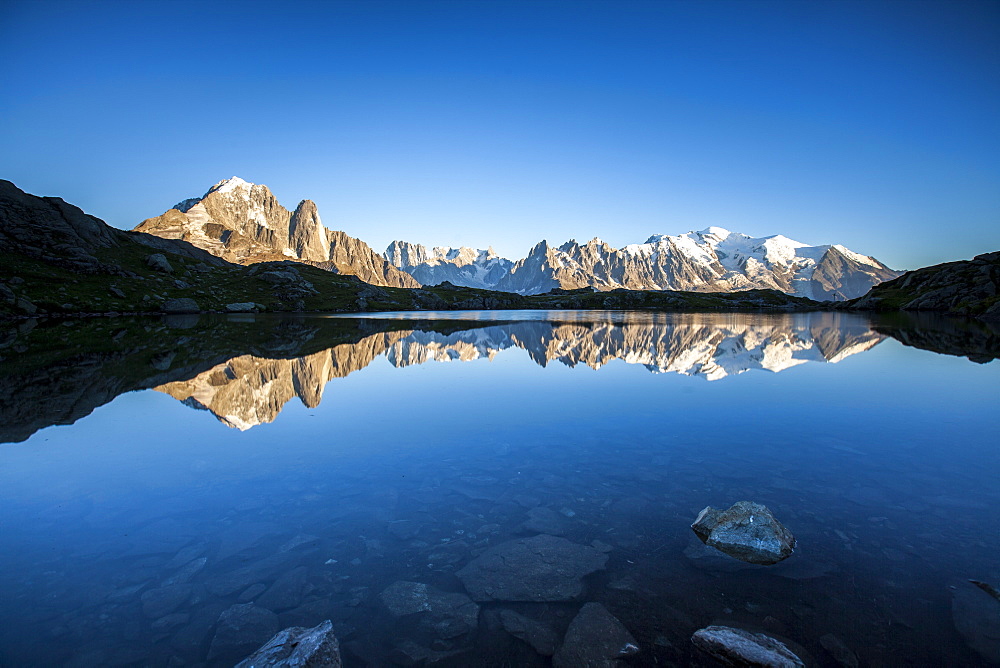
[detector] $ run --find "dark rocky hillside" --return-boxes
[844,251,1000,319]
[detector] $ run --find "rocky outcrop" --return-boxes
[479,228,898,299]
[846,251,1000,319]
[692,625,805,667]
[0,179,223,276]
[136,177,418,288]
[385,241,514,289]
[692,501,796,565]
[235,620,342,668]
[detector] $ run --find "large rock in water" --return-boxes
[235,619,342,668]
[456,534,608,602]
[552,602,640,667]
[691,501,795,565]
[692,626,805,667]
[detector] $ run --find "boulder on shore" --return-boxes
[145,253,174,274]
[161,297,200,314]
[691,501,795,565]
[235,619,342,668]
[692,625,805,668]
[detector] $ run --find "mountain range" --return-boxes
[2,176,996,320]
[131,176,898,300]
[385,229,900,300]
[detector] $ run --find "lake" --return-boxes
[0,310,998,666]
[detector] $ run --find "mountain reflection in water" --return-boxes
[0,310,998,666]
[154,313,885,431]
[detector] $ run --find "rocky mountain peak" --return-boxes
[207,176,255,195]
[135,179,418,288]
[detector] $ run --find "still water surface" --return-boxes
[0,311,997,666]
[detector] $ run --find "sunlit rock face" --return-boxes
[155,314,884,429]
[387,229,898,299]
[135,177,418,288]
[384,241,514,290]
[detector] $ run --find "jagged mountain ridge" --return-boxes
[384,241,514,290]
[155,314,884,429]
[387,227,899,300]
[136,177,419,288]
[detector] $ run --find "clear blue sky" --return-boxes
[2,0,997,269]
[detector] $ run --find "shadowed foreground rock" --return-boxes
[456,534,608,601]
[692,625,805,667]
[235,619,342,667]
[692,501,796,565]
[553,602,639,667]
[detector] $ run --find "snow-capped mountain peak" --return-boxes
[388,228,898,300]
[208,176,254,195]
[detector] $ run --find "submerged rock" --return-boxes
[521,506,573,536]
[691,501,795,565]
[952,581,1000,663]
[257,566,309,612]
[140,584,192,619]
[499,609,559,656]
[553,602,639,667]
[235,619,342,667]
[456,534,608,602]
[691,625,805,668]
[208,603,280,662]
[379,581,479,639]
[819,633,859,668]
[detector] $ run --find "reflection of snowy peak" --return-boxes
[384,241,513,289]
[156,331,410,429]
[389,228,898,300]
[158,314,886,430]
[382,314,882,380]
